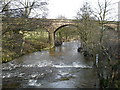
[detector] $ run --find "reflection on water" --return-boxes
[2,41,98,88]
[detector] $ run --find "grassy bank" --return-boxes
[2,30,50,63]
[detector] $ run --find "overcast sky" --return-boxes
[47,0,119,20]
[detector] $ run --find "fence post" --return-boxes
[96,54,99,67]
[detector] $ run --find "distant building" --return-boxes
[118,1,120,21]
[104,24,117,31]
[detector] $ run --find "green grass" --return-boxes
[2,30,50,63]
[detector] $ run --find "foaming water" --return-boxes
[2,41,97,88]
[28,79,41,87]
[52,64,92,68]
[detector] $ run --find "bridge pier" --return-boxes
[48,32,55,48]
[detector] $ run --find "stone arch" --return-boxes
[54,24,79,33]
[46,24,82,48]
[54,24,79,40]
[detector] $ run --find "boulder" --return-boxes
[77,47,83,52]
[55,41,62,46]
[83,51,93,57]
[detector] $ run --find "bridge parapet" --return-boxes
[2,18,77,32]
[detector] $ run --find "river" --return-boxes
[2,41,98,88]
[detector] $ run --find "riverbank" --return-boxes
[2,40,50,63]
[2,37,79,63]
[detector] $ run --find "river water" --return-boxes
[2,41,98,88]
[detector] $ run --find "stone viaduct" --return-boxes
[2,18,118,47]
[2,18,80,47]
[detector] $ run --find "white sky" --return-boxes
[47,0,120,20]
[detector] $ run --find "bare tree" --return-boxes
[76,2,93,20]
[92,0,120,88]
[93,0,112,43]
[76,1,118,88]
[0,0,12,17]
[1,0,48,18]
[76,2,98,52]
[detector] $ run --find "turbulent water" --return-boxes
[2,41,98,88]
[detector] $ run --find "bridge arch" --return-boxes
[54,24,79,33]
[53,24,80,46]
